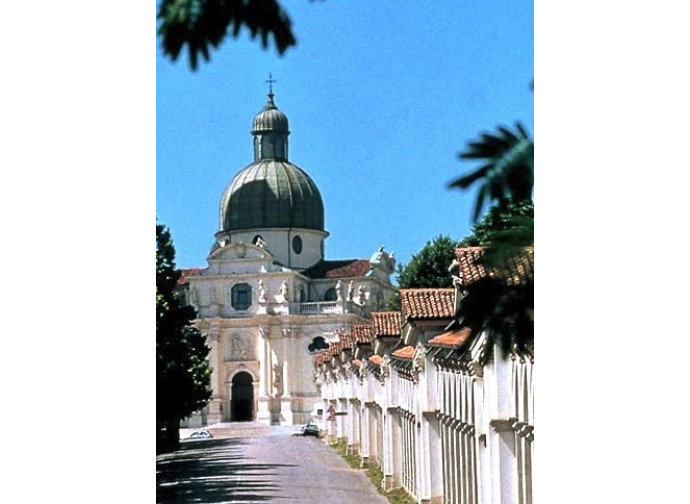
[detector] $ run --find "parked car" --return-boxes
[184,429,213,441]
[302,423,320,437]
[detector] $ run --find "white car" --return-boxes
[184,429,213,441]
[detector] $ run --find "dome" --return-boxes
[252,93,289,133]
[220,159,325,232]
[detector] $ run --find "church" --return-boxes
[178,86,398,426]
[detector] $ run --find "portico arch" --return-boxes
[230,371,255,421]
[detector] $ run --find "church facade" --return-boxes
[178,89,398,426]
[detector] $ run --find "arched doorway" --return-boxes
[231,371,254,421]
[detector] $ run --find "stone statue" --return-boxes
[358,284,366,305]
[255,236,267,248]
[347,281,355,301]
[280,280,289,301]
[258,279,267,303]
[335,280,343,301]
[273,363,283,396]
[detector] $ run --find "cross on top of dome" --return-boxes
[265,73,277,107]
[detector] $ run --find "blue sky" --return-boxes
[156,1,534,271]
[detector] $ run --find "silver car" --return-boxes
[184,429,213,441]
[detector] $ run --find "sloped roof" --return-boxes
[400,288,455,319]
[315,351,330,365]
[301,259,370,279]
[352,324,374,344]
[177,268,205,285]
[372,311,402,337]
[428,327,473,348]
[455,247,534,287]
[391,345,415,360]
[369,355,383,366]
[339,332,355,350]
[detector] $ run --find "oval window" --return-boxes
[292,235,303,254]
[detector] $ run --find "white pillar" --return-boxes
[206,329,222,424]
[256,329,271,425]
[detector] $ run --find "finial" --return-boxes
[266,73,277,101]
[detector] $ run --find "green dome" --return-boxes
[220,159,325,232]
[252,95,289,134]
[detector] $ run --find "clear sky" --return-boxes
[156,1,534,272]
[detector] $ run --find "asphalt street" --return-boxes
[156,422,388,503]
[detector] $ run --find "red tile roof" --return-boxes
[455,247,534,287]
[176,268,205,285]
[326,340,342,359]
[352,324,374,344]
[369,355,383,366]
[352,359,362,367]
[301,259,370,279]
[428,327,473,348]
[314,351,330,365]
[400,289,455,319]
[372,312,402,337]
[339,332,355,350]
[391,345,415,360]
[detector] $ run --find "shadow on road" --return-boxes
[157,438,295,503]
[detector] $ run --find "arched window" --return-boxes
[324,287,337,302]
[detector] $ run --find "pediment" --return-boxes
[209,242,275,262]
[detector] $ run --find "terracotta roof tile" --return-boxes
[369,355,383,366]
[339,332,355,350]
[315,352,328,365]
[352,359,362,367]
[176,268,205,285]
[400,289,455,319]
[327,340,342,359]
[352,324,374,344]
[428,327,473,348]
[301,259,370,279]
[372,312,402,337]
[391,345,415,360]
[455,247,534,287]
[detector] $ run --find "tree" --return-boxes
[448,108,534,360]
[157,222,212,449]
[157,0,297,70]
[459,200,534,268]
[396,235,459,289]
[448,122,534,222]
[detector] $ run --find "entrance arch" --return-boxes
[231,371,254,421]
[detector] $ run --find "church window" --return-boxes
[292,235,303,254]
[231,283,252,310]
[324,287,337,301]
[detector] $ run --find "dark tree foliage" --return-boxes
[458,274,534,360]
[157,0,297,70]
[396,235,459,289]
[448,122,534,222]
[157,223,212,449]
[459,200,534,269]
[449,109,534,361]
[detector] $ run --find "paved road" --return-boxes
[157,422,388,504]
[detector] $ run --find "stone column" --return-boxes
[280,357,294,425]
[489,419,518,504]
[361,402,370,465]
[206,328,222,425]
[256,328,272,425]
